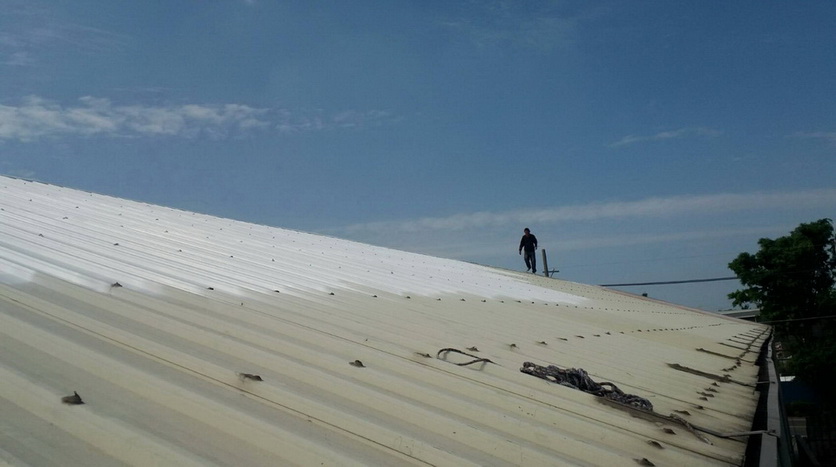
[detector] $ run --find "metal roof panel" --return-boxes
[0,176,768,466]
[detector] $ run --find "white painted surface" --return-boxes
[0,176,767,466]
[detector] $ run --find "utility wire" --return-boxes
[599,276,738,287]
[759,314,836,325]
[599,266,832,287]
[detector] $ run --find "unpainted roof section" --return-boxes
[0,175,769,466]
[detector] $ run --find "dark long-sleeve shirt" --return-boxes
[519,234,538,253]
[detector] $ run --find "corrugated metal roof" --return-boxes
[0,175,770,466]
[718,309,761,321]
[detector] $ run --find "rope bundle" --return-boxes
[521,361,654,412]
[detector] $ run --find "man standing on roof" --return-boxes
[518,228,538,273]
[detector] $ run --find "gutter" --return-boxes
[745,330,794,467]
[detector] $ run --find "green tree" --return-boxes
[728,219,836,389]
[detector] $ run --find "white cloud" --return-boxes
[557,226,793,251]
[333,188,836,236]
[790,131,836,145]
[397,224,796,260]
[0,96,270,141]
[0,96,391,142]
[609,127,722,148]
[276,108,394,133]
[320,189,836,273]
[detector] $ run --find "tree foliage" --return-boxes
[728,219,836,388]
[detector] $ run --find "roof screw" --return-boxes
[238,373,263,381]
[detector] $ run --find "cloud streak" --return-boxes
[1,51,34,67]
[790,131,836,146]
[0,96,394,142]
[609,127,722,148]
[557,226,795,252]
[0,3,130,66]
[438,1,579,52]
[404,225,796,260]
[275,108,395,134]
[333,188,836,235]
[0,96,270,141]
[322,189,836,271]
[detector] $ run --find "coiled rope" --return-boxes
[521,361,654,412]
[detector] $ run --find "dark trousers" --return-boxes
[524,250,536,272]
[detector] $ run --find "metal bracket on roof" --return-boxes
[596,398,714,445]
[696,347,755,364]
[666,363,753,387]
[717,429,776,438]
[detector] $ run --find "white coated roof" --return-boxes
[0,175,769,466]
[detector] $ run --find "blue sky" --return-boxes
[2,0,834,311]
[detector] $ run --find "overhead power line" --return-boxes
[599,276,738,287]
[761,314,836,325]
